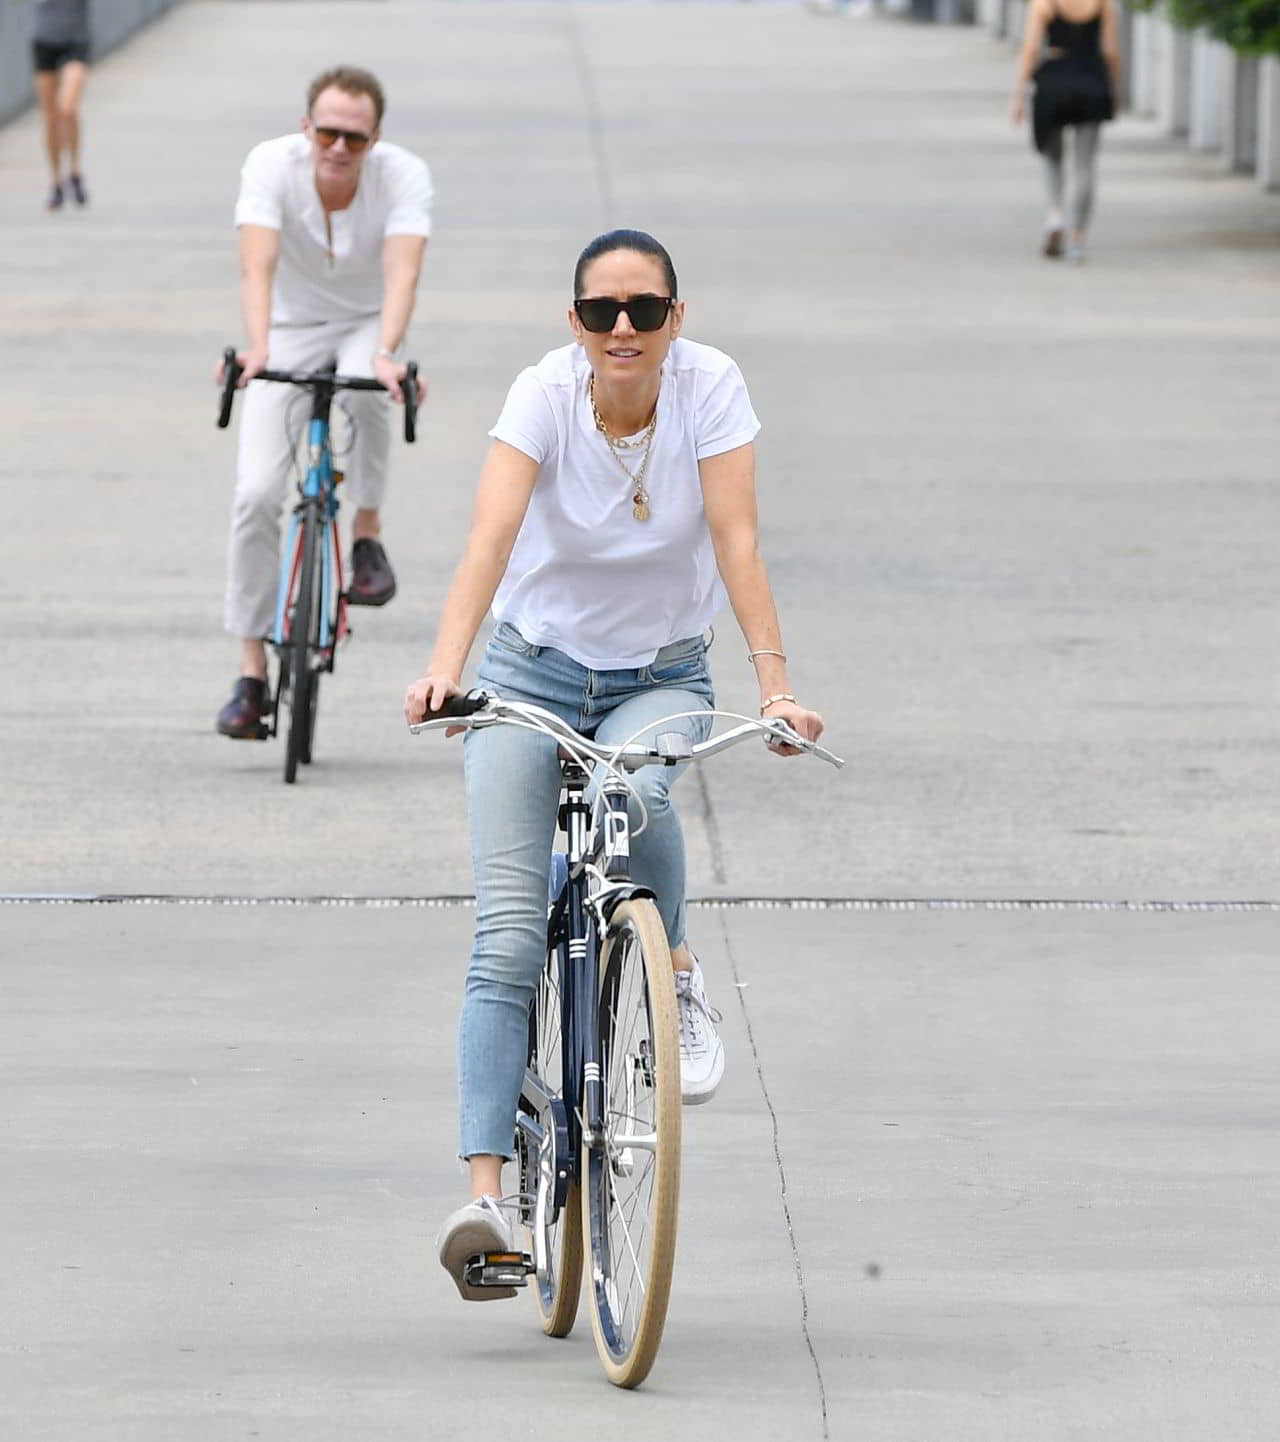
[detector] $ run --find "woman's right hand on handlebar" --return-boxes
[404,673,463,729]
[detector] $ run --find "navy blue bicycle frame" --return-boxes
[524,765,650,1223]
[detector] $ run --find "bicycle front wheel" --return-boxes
[582,898,681,1388]
[299,670,320,765]
[284,504,321,784]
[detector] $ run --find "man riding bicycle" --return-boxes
[216,65,432,739]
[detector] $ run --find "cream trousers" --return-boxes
[223,314,391,640]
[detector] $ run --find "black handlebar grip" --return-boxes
[433,691,488,719]
[402,361,419,443]
[217,347,241,429]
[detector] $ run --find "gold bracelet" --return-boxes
[759,693,797,715]
[748,648,787,664]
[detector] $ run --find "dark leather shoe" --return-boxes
[348,538,397,607]
[216,676,269,739]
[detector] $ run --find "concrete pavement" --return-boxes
[1,1,1278,1436]
[3,900,1277,1437]
[0,1,1276,898]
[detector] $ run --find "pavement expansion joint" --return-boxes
[1,894,1277,911]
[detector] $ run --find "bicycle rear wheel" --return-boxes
[284,504,321,784]
[582,898,681,1388]
[523,945,583,1337]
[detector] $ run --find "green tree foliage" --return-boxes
[1127,0,1280,56]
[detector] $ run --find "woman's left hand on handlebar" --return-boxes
[762,699,824,757]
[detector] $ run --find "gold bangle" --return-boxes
[759,692,797,715]
[748,648,787,664]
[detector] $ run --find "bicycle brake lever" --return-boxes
[763,719,844,768]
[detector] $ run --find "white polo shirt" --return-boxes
[234,133,433,327]
[489,337,761,670]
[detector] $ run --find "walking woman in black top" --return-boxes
[1011,0,1120,263]
[32,0,91,210]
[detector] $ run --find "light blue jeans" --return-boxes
[458,622,714,1159]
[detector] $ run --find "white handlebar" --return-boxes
[408,693,843,770]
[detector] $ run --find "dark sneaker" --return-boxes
[348,537,397,607]
[46,182,64,211]
[68,173,88,207]
[215,676,269,740]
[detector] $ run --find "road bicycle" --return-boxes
[411,690,842,1386]
[217,349,419,783]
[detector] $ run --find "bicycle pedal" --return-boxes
[463,1251,535,1289]
[226,722,269,742]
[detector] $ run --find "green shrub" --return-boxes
[1127,0,1280,56]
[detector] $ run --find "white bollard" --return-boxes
[1006,0,1024,47]
[1223,54,1260,174]
[1189,30,1228,152]
[1155,11,1193,136]
[1260,56,1280,191]
[1131,11,1156,117]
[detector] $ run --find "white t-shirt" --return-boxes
[234,133,433,327]
[488,337,761,670]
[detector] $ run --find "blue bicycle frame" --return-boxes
[273,414,342,655]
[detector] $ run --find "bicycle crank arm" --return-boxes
[463,1251,537,1290]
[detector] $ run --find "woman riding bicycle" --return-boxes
[403,229,824,1297]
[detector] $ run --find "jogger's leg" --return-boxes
[1041,128,1066,221]
[57,61,87,177]
[34,71,61,184]
[1071,123,1102,236]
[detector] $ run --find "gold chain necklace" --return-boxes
[589,374,658,522]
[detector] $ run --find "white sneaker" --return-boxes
[674,959,724,1105]
[435,1195,518,1302]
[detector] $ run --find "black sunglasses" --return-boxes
[313,125,373,153]
[574,295,675,334]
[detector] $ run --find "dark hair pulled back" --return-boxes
[573,229,678,300]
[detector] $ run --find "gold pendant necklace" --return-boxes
[589,374,658,522]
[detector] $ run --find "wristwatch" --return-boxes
[374,346,397,361]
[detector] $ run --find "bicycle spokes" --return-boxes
[584,901,680,1387]
[524,947,583,1337]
